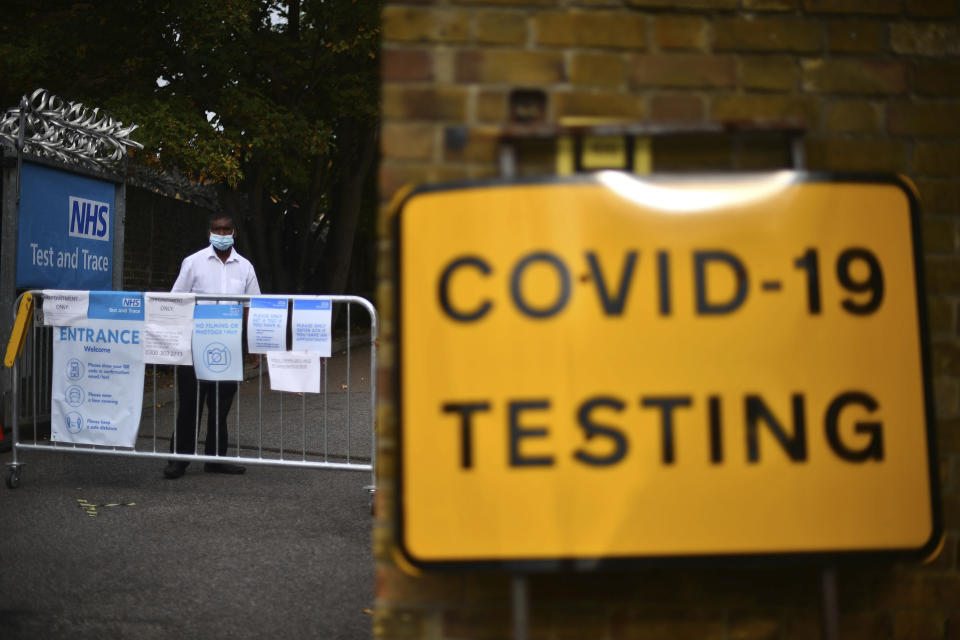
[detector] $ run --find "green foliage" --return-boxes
[0,0,381,292]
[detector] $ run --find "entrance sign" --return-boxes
[192,304,243,381]
[16,161,115,290]
[143,293,196,365]
[395,172,940,569]
[51,291,145,447]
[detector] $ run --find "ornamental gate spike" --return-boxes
[0,88,143,170]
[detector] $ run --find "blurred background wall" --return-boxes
[376,2,960,638]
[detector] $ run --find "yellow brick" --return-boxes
[711,94,819,127]
[915,142,960,177]
[378,162,433,199]
[627,0,737,7]
[740,55,798,91]
[534,11,646,49]
[906,0,957,17]
[655,16,707,51]
[382,7,469,44]
[934,373,960,418]
[630,54,736,89]
[802,58,906,95]
[381,123,436,161]
[824,100,881,134]
[650,93,705,121]
[743,0,796,9]
[923,216,957,255]
[827,20,885,53]
[456,49,565,84]
[804,137,907,172]
[476,90,509,123]
[714,17,820,53]
[891,22,960,56]
[570,52,625,88]
[917,179,960,214]
[914,61,960,97]
[889,102,960,135]
[555,90,646,119]
[443,126,501,163]
[804,0,899,14]
[382,86,468,121]
[454,0,556,5]
[476,11,528,44]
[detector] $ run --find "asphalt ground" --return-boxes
[0,344,375,639]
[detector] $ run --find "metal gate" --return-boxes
[3,291,377,497]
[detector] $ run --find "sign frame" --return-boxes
[392,171,942,572]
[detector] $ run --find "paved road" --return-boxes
[0,344,375,639]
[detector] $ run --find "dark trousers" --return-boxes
[171,365,238,457]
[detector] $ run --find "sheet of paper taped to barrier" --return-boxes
[396,172,939,566]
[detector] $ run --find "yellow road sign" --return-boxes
[394,172,940,569]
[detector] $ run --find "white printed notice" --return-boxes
[51,291,145,447]
[291,299,332,356]
[192,304,243,381]
[144,293,196,365]
[248,297,288,353]
[42,289,89,327]
[267,351,321,393]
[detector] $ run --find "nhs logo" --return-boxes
[121,296,141,309]
[68,196,110,241]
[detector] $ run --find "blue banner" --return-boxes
[251,297,288,310]
[293,299,331,311]
[88,291,144,320]
[16,161,115,289]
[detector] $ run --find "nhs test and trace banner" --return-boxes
[16,161,115,290]
[51,291,145,447]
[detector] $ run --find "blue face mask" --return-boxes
[210,232,234,251]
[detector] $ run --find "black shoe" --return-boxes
[163,461,188,479]
[203,462,246,475]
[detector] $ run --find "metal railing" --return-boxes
[4,291,377,498]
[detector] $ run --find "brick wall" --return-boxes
[376,1,960,638]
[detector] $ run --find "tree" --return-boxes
[0,0,380,294]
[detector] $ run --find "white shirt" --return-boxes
[171,245,261,296]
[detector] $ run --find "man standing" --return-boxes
[163,213,261,479]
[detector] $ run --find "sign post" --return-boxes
[394,171,940,570]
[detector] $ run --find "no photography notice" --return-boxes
[395,172,940,570]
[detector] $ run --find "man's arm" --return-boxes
[245,266,261,296]
[170,258,192,293]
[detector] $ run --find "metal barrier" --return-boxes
[3,291,377,498]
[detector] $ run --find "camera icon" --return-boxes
[203,342,231,371]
